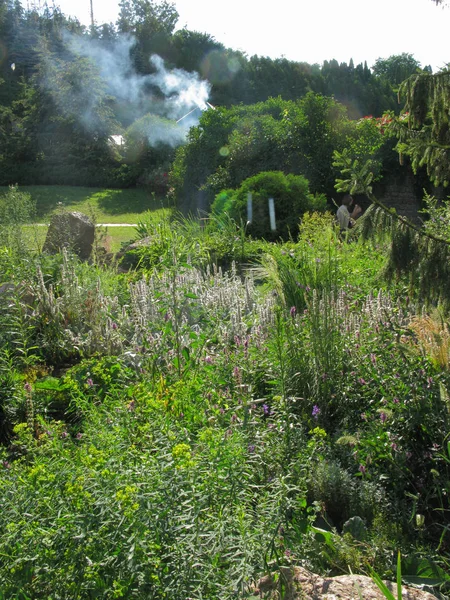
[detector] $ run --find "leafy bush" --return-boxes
[170,95,349,215]
[211,171,327,240]
[0,186,36,258]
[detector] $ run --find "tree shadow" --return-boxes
[94,189,167,215]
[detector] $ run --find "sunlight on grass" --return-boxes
[22,224,137,255]
[21,207,172,255]
[0,185,172,224]
[101,226,138,253]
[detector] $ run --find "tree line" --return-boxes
[0,0,430,190]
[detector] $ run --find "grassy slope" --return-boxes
[22,224,138,254]
[1,185,173,253]
[0,185,171,224]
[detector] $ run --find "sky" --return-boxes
[48,0,449,72]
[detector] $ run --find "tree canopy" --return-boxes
[0,0,441,189]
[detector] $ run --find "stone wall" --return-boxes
[374,171,422,223]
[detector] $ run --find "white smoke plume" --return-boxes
[46,32,212,147]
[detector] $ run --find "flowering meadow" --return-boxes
[0,207,449,599]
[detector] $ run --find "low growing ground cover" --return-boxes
[0,207,449,599]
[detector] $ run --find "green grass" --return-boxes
[23,224,139,254]
[99,225,139,253]
[0,185,171,224]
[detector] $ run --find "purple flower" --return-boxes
[248,444,255,453]
[75,432,83,440]
[358,377,367,385]
[111,322,118,330]
[3,460,11,469]
[370,353,377,365]
[231,413,237,423]
[61,431,68,439]
[312,405,321,419]
[87,378,94,387]
[204,355,213,364]
[393,397,399,404]
[127,400,136,412]
[24,382,32,393]
[380,412,387,424]
[262,404,269,415]
[290,306,296,318]
[358,464,366,475]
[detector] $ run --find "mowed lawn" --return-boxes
[1,185,173,253]
[0,185,171,224]
[22,224,140,254]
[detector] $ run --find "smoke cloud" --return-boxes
[41,32,212,147]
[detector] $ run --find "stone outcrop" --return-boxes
[43,211,95,260]
[254,566,438,600]
[115,236,152,269]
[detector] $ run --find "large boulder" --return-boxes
[43,212,95,260]
[255,566,438,600]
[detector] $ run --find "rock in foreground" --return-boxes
[255,566,438,599]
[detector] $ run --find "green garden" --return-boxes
[1,0,450,598]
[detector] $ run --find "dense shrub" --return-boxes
[170,95,349,215]
[211,171,327,240]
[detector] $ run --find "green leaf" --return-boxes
[396,551,402,600]
[370,570,397,600]
[34,377,66,391]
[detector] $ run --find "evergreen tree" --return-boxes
[393,70,450,186]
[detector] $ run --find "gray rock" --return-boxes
[255,566,438,600]
[43,212,95,260]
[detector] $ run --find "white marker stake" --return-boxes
[247,192,253,223]
[268,197,276,231]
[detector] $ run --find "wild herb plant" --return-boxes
[2,196,450,598]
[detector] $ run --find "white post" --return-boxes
[268,197,276,231]
[247,192,253,224]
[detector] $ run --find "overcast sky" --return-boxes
[49,0,449,71]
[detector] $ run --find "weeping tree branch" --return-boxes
[333,149,450,246]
